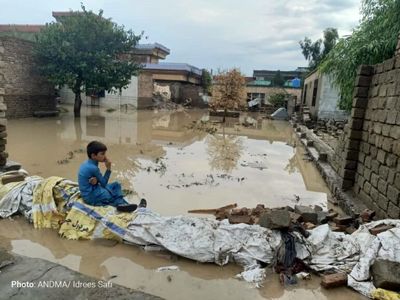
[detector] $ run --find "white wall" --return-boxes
[318,75,348,120]
[59,76,138,109]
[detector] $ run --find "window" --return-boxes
[311,79,318,107]
[303,84,307,104]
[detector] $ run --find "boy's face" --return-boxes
[91,151,107,162]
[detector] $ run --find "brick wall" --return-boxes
[339,35,400,219]
[137,72,153,109]
[0,37,55,118]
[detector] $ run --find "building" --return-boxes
[252,67,308,87]
[1,11,206,115]
[0,25,56,118]
[245,69,305,111]
[302,69,348,120]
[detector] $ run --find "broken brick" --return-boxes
[321,272,348,289]
[333,216,354,225]
[369,224,395,236]
[360,209,376,223]
[228,215,252,224]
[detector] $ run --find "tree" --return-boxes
[201,69,212,94]
[34,5,142,117]
[273,70,285,87]
[269,93,287,108]
[210,69,246,123]
[321,0,400,110]
[299,28,338,70]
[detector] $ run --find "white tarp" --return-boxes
[1,177,400,297]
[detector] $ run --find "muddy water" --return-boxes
[1,106,366,299]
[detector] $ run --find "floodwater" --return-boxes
[0,106,366,300]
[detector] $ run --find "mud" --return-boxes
[1,106,366,299]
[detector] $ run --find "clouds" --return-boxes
[0,0,361,75]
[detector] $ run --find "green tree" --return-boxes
[269,93,287,108]
[273,70,285,87]
[34,5,142,117]
[201,69,212,94]
[321,0,400,111]
[299,28,338,70]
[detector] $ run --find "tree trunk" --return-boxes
[73,79,82,118]
[223,108,227,123]
[74,92,82,118]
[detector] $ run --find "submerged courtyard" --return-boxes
[0,105,366,300]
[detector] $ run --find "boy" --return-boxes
[78,141,146,212]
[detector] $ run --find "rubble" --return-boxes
[333,215,354,225]
[371,260,400,290]
[369,224,395,236]
[360,209,376,223]
[294,205,318,224]
[259,210,291,230]
[321,272,348,289]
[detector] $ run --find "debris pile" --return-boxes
[189,203,375,234]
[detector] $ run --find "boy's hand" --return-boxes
[104,157,112,170]
[89,177,98,185]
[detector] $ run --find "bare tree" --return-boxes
[210,69,246,123]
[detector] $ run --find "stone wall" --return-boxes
[339,35,400,219]
[0,37,55,118]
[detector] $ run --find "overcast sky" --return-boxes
[0,0,361,75]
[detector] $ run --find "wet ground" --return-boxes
[1,105,366,299]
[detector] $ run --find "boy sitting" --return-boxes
[78,141,146,212]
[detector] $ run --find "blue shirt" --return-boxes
[78,159,111,200]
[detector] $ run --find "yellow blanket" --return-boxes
[32,176,65,229]
[32,176,136,241]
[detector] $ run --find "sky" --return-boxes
[0,0,361,75]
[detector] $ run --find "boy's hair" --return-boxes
[87,141,107,158]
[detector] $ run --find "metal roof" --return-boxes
[144,62,202,76]
[135,43,170,54]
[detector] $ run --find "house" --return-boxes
[302,69,348,120]
[1,11,206,113]
[0,25,56,118]
[245,69,305,112]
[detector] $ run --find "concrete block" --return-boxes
[371,260,400,290]
[294,205,318,224]
[259,210,291,229]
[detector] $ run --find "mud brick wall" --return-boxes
[0,88,7,166]
[137,72,153,109]
[0,37,55,118]
[331,124,349,174]
[340,35,400,218]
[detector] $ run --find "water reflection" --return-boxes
[7,106,330,214]
[2,107,369,299]
[206,126,244,173]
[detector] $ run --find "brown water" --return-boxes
[0,106,366,299]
